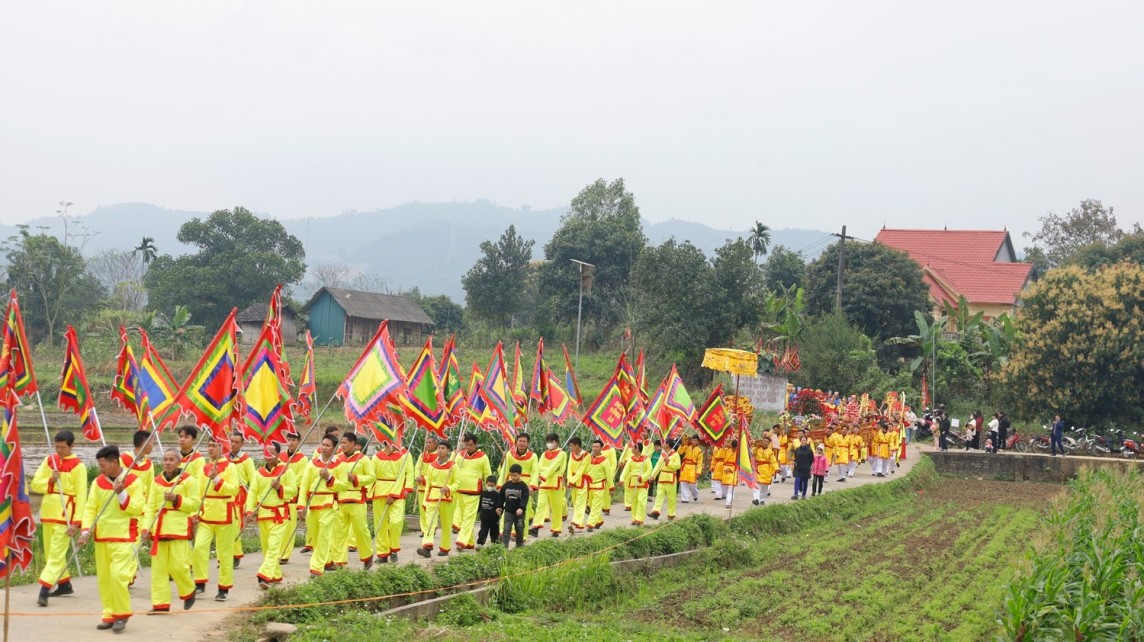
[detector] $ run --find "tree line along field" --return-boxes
[235,459,1066,642]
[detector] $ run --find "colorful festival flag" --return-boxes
[480,342,517,432]
[239,322,295,445]
[139,329,180,431]
[111,327,151,431]
[529,338,549,413]
[695,385,732,446]
[634,349,649,402]
[173,309,241,441]
[0,392,35,578]
[437,335,466,426]
[369,404,405,446]
[661,364,698,424]
[562,344,582,407]
[736,423,758,490]
[337,321,407,431]
[510,343,527,425]
[0,290,37,398]
[544,368,575,424]
[295,330,316,424]
[582,368,628,448]
[465,363,496,428]
[58,325,102,442]
[401,337,446,437]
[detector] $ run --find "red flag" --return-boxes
[480,342,517,432]
[296,330,316,423]
[695,385,732,447]
[562,344,582,407]
[0,290,37,397]
[529,338,549,413]
[58,326,101,442]
[581,368,627,448]
[510,342,527,426]
[0,391,35,578]
[437,335,466,426]
[110,326,151,431]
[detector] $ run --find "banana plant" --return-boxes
[886,310,951,372]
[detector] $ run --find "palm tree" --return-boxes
[134,236,157,266]
[748,222,771,264]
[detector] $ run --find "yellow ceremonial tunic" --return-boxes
[143,471,199,610]
[718,448,738,486]
[848,433,862,464]
[81,473,145,624]
[416,451,438,536]
[651,450,681,518]
[121,451,155,498]
[333,452,375,565]
[179,450,206,482]
[584,455,609,528]
[299,455,350,575]
[245,462,297,584]
[451,449,493,548]
[278,450,308,560]
[531,449,568,533]
[369,449,415,558]
[228,452,255,561]
[420,459,456,553]
[622,454,652,524]
[31,454,86,589]
[778,435,791,466]
[754,446,777,486]
[566,451,590,529]
[679,444,702,484]
[192,458,239,590]
[874,430,892,459]
[827,433,850,465]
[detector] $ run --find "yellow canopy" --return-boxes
[701,348,758,376]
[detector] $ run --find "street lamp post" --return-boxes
[570,259,595,372]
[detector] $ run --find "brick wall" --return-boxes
[924,451,1144,483]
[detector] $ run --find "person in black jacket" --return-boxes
[997,412,1011,451]
[791,436,814,500]
[499,465,530,547]
[476,475,502,546]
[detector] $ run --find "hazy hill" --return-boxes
[4,202,832,302]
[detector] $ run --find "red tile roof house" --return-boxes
[873,229,1034,321]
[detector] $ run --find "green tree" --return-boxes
[762,244,806,291]
[1001,262,1144,427]
[405,287,465,335]
[629,240,715,382]
[748,221,771,264]
[710,238,765,341]
[1023,199,1126,267]
[803,241,931,346]
[536,178,647,334]
[790,315,880,395]
[1069,231,1144,271]
[144,206,306,331]
[461,225,534,327]
[3,228,106,347]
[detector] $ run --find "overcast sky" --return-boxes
[2,1,1141,243]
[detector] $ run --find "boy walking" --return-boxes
[499,464,529,547]
[476,475,501,546]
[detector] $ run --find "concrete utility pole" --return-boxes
[570,259,595,372]
[833,225,848,314]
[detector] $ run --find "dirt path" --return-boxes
[4,444,926,641]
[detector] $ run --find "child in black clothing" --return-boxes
[499,464,530,547]
[477,475,502,546]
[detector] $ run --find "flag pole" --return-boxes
[4,551,11,642]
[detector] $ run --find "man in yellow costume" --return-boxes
[278,431,307,564]
[300,426,342,554]
[721,439,740,508]
[141,449,199,612]
[227,430,255,568]
[298,433,349,575]
[31,430,86,608]
[530,432,568,537]
[873,423,892,477]
[244,443,297,588]
[121,429,155,496]
[78,445,146,633]
[565,436,590,533]
[678,435,703,503]
[600,441,618,515]
[620,444,652,525]
[497,433,537,524]
[710,441,729,499]
[777,426,792,482]
[176,425,206,480]
[370,438,414,563]
[827,424,850,483]
[417,441,457,557]
[649,439,681,520]
[332,432,375,569]
[415,434,440,537]
[753,434,777,506]
[584,439,609,530]
[192,437,240,601]
[452,433,493,550]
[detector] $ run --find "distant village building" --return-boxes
[237,302,298,346]
[303,286,434,347]
[874,229,1034,320]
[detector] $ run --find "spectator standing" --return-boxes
[1050,415,1066,456]
[791,437,814,500]
[997,412,1011,451]
[810,445,829,497]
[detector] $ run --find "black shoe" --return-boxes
[112,619,127,633]
[36,592,48,608]
[437,550,449,557]
[790,495,798,500]
[416,547,431,558]
[215,590,228,602]
[649,511,660,520]
[49,583,74,598]
[195,583,206,595]
[97,621,114,630]
[183,594,196,610]
[300,546,313,554]
[258,580,270,590]
[279,559,289,565]
[377,555,389,564]
[389,553,398,563]
[752,499,759,506]
[363,558,373,570]
[528,527,539,538]
[233,557,241,568]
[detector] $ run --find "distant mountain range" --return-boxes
[0,202,833,302]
